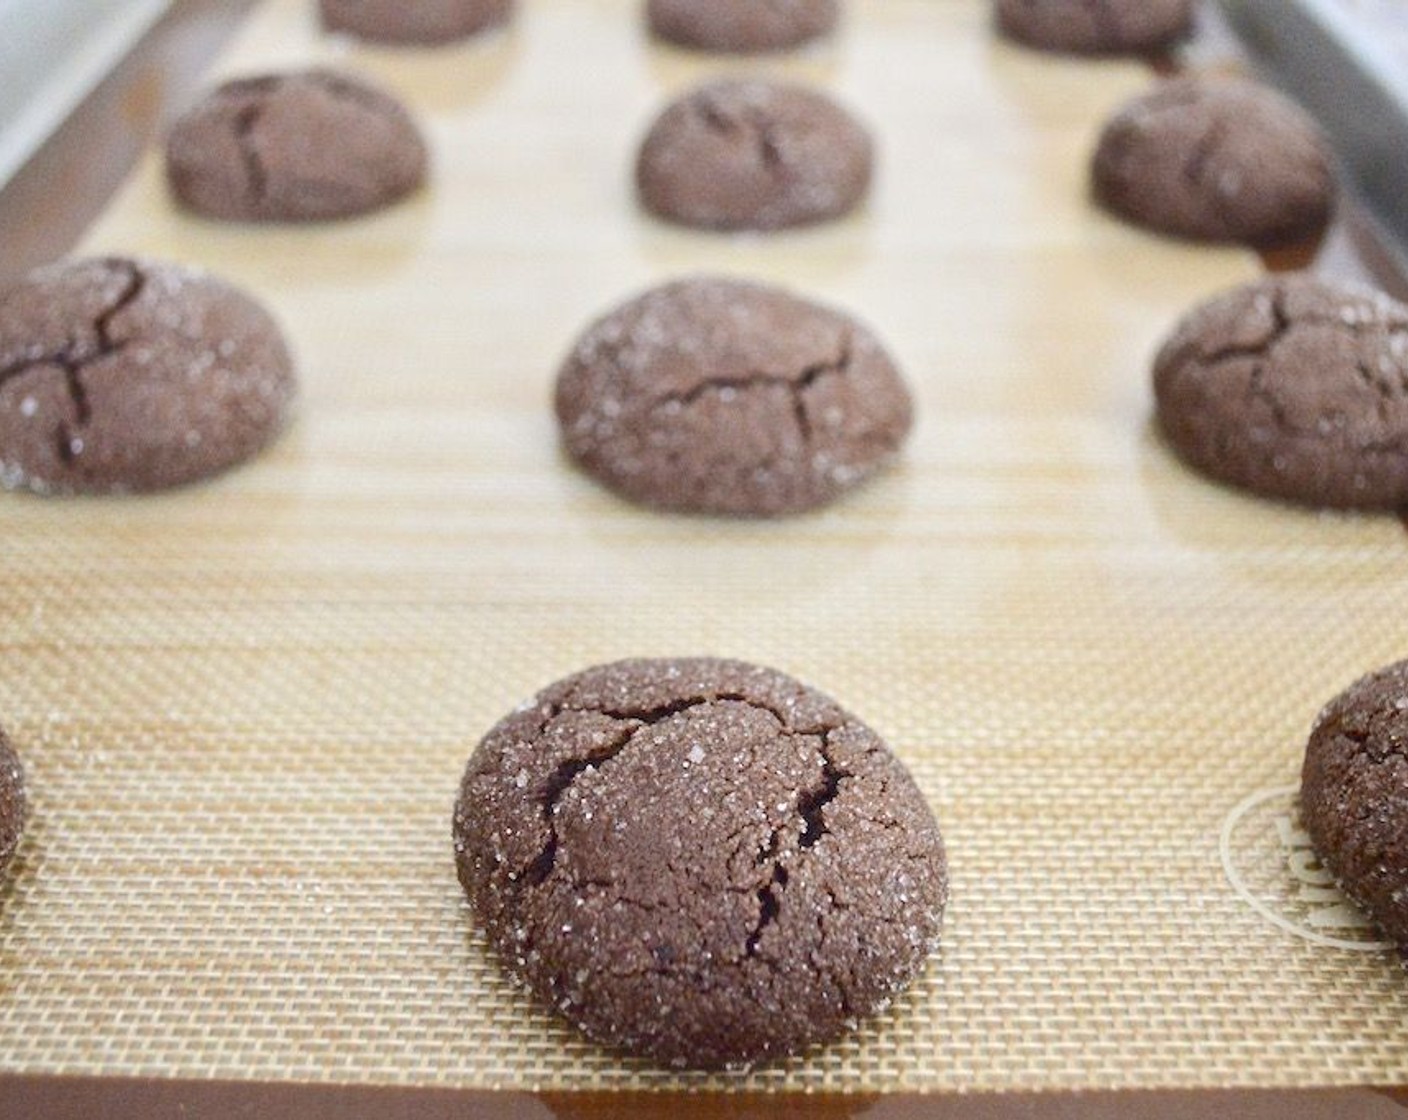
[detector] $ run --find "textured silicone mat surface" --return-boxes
[1,0,1406,1096]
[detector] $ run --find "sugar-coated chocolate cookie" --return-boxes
[555,277,912,517]
[453,657,947,1069]
[1154,274,1408,509]
[637,78,872,232]
[319,0,511,45]
[0,730,25,878]
[1092,77,1334,245]
[996,0,1193,54]
[0,257,296,495]
[166,69,427,223]
[648,0,838,53]
[1302,660,1408,951]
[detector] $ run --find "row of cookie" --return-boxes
[3,12,1396,511]
[170,0,1331,238]
[166,14,1342,248]
[321,0,833,53]
[319,0,836,54]
[0,256,898,512]
[1,647,1404,1071]
[161,66,872,233]
[320,0,1195,59]
[166,44,1339,243]
[3,251,1404,512]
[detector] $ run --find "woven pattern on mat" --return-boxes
[0,0,1406,1094]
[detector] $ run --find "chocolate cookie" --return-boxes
[555,277,912,516]
[1302,660,1408,951]
[1153,274,1408,509]
[0,730,24,878]
[0,256,296,495]
[453,657,947,1069]
[637,78,872,232]
[166,69,427,223]
[1092,77,1335,245]
[319,0,511,45]
[647,0,838,53]
[996,0,1193,54]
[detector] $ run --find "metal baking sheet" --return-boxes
[0,0,1407,1115]
[0,0,172,188]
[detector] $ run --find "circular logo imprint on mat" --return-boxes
[1220,784,1394,951]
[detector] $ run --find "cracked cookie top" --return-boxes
[1154,273,1408,509]
[1302,659,1408,951]
[554,276,913,516]
[453,657,947,1070]
[1092,77,1334,246]
[0,256,296,495]
[636,78,873,232]
[319,0,511,45]
[996,0,1193,54]
[647,0,837,53]
[166,69,427,223]
[0,729,24,879]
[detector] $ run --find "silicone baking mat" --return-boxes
[1,0,1406,1100]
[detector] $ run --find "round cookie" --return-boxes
[637,78,873,232]
[647,0,838,53]
[166,68,427,223]
[996,0,1193,54]
[453,657,947,1069]
[1153,274,1408,509]
[319,0,511,45]
[1302,660,1408,950]
[0,256,296,495]
[1092,77,1335,246]
[0,730,24,878]
[555,277,913,516]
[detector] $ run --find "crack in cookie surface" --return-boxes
[649,330,854,448]
[0,258,146,461]
[0,255,295,494]
[639,78,869,232]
